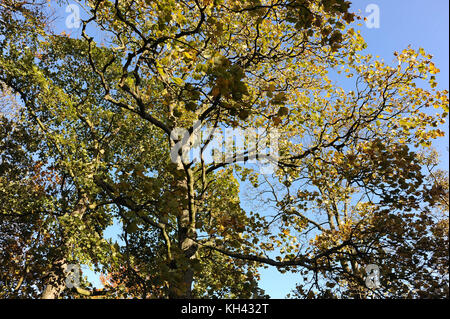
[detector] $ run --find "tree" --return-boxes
[0,0,448,298]
[288,148,449,298]
[0,95,48,298]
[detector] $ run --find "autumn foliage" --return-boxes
[0,0,448,299]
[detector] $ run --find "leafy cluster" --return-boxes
[0,0,448,299]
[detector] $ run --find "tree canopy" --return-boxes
[0,0,448,299]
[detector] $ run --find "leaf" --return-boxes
[126,222,139,234]
[173,77,185,86]
[277,106,289,116]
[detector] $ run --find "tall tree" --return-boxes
[0,0,448,298]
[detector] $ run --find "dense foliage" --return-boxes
[0,0,448,298]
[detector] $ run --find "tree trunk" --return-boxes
[40,196,88,299]
[168,166,198,299]
[41,259,68,299]
[168,226,197,299]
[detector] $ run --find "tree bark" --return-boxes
[41,259,68,299]
[40,196,88,299]
[168,166,198,299]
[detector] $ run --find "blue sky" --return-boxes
[48,0,449,298]
[354,0,449,167]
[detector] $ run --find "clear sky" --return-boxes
[48,0,449,298]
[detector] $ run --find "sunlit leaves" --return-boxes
[0,0,448,299]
